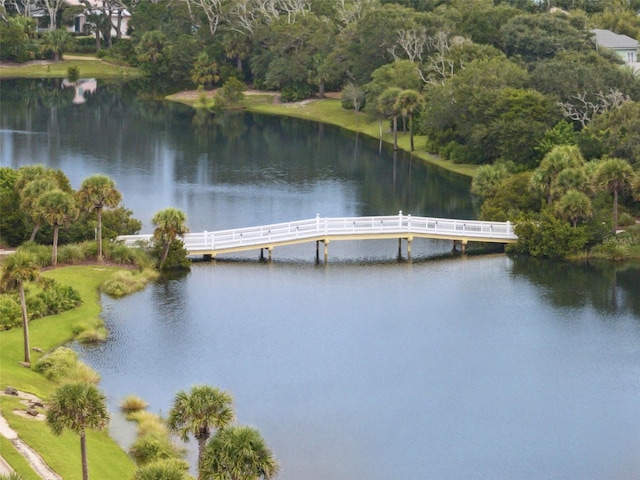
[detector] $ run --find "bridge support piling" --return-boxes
[203,254,212,262]
[316,241,319,263]
[324,240,329,264]
[407,237,412,261]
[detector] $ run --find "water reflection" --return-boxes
[510,256,640,316]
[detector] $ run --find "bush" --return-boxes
[35,347,78,381]
[58,244,86,264]
[511,213,589,259]
[120,395,149,413]
[76,325,107,344]
[132,459,191,480]
[17,242,52,267]
[78,240,99,259]
[0,296,21,330]
[280,82,313,102]
[66,362,101,385]
[102,268,159,297]
[107,243,138,264]
[129,433,185,466]
[32,282,82,316]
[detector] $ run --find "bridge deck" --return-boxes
[117,213,517,259]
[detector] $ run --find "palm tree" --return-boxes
[41,29,73,61]
[555,190,593,228]
[152,208,189,270]
[166,385,234,478]
[19,178,57,241]
[77,174,122,262]
[1,251,39,364]
[46,382,109,480]
[377,87,402,151]
[594,157,636,233]
[530,145,585,205]
[471,163,508,199]
[395,89,422,152]
[201,426,279,480]
[38,189,78,266]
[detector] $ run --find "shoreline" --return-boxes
[165,89,478,179]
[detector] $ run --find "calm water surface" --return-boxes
[2,80,640,479]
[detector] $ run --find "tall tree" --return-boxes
[201,426,279,480]
[395,89,422,152]
[530,145,585,205]
[38,189,78,266]
[555,190,593,228]
[46,382,109,480]
[166,385,234,478]
[19,178,57,241]
[0,250,39,364]
[152,207,189,270]
[594,157,637,232]
[377,87,402,151]
[77,174,122,262]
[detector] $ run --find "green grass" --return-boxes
[1,397,135,480]
[0,436,40,480]
[0,58,140,79]
[0,266,137,477]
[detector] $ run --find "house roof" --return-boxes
[591,29,639,50]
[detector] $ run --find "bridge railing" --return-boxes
[116,213,516,252]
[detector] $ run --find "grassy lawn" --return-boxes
[167,91,478,178]
[1,396,135,480]
[0,266,136,477]
[0,436,40,480]
[0,58,140,79]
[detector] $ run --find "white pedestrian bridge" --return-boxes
[117,212,518,262]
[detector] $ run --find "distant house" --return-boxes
[591,28,640,70]
[64,0,131,39]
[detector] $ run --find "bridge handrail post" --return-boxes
[316,213,320,233]
[399,210,402,228]
[407,214,411,231]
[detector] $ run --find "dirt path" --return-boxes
[0,392,62,480]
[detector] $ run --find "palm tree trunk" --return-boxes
[80,432,89,480]
[29,222,41,242]
[19,282,31,364]
[392,115,398,151]
[613,188,619,233]
[52,224,59,266]
[159,241,171,270]
[409,113,414,152]
[197,436,207,480]
[97,207,103,262]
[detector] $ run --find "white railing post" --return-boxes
[407,214,411,231]
[399,210,402,228]
[316,213,320,233]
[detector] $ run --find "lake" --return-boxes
[2,79,640,479]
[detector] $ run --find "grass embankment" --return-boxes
[0,55,140,79]
[0,266,136,479]
[167,92,479,178]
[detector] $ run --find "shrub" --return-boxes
[129,433,185,466]
[121,395,149,413]
[102,269,159,297]
[17,242,52,267]
[78,240,99,259]
[58,244,86,264]
[107,243,138,264]
[127,411,168,436]
[132,459,191,480]
[35,347,78,381]
[33,282,82,316]
[0,296,21,330]
[511,213,589,259]
[76,325,107,344]
[280,82,313,102]
[66,362,101,385]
